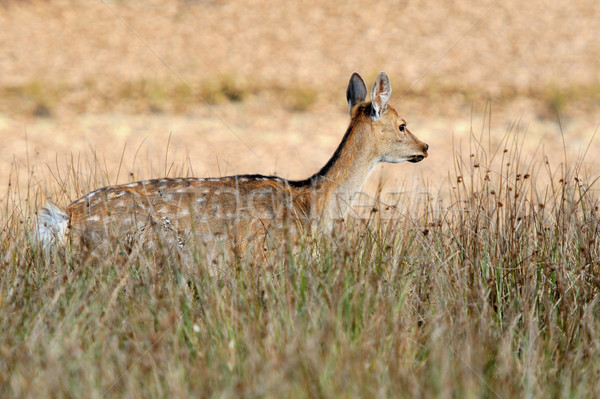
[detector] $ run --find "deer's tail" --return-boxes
[36,203,69,253]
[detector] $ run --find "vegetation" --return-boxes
[0,76,322,117]
[2,1,598,396]
[2,76,598,118]
[1,122,598,398]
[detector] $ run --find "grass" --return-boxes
[0,76,321,117]
[1,120,599,398]
[2,76,599,119]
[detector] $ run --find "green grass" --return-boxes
[1,123,599,398]
[2,76,598,118]
[0,76,320,117]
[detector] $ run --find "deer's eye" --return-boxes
[399,124,406,132]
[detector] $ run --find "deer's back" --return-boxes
[67,176,312,248]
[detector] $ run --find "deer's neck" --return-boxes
[308,122,377,220]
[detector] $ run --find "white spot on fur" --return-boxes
[162,216,174,230]
[87,215,101,222]
[91,197,103,206]
[126,182,138,188]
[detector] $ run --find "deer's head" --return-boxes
[347,72,429,164]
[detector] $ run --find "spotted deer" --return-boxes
[36,72,428,256]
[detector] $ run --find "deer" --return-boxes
[35,72,428,258]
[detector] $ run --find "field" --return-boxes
[1,0,600,397]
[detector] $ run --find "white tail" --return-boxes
[36,203,69,253]
[35,72,428,255]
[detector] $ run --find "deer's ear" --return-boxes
[346,72,367,116]
[370,72,391,121]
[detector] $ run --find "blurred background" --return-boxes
[0,0,598,202]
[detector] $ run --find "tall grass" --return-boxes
[1,121,599,398]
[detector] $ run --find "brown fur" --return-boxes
[38,72,428,255]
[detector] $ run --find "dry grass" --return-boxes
[1,0,599,195]
[1,119,599,397]
[1,0,600,397]
[1,0,599,121]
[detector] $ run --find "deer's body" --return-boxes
[36,72,428,254]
